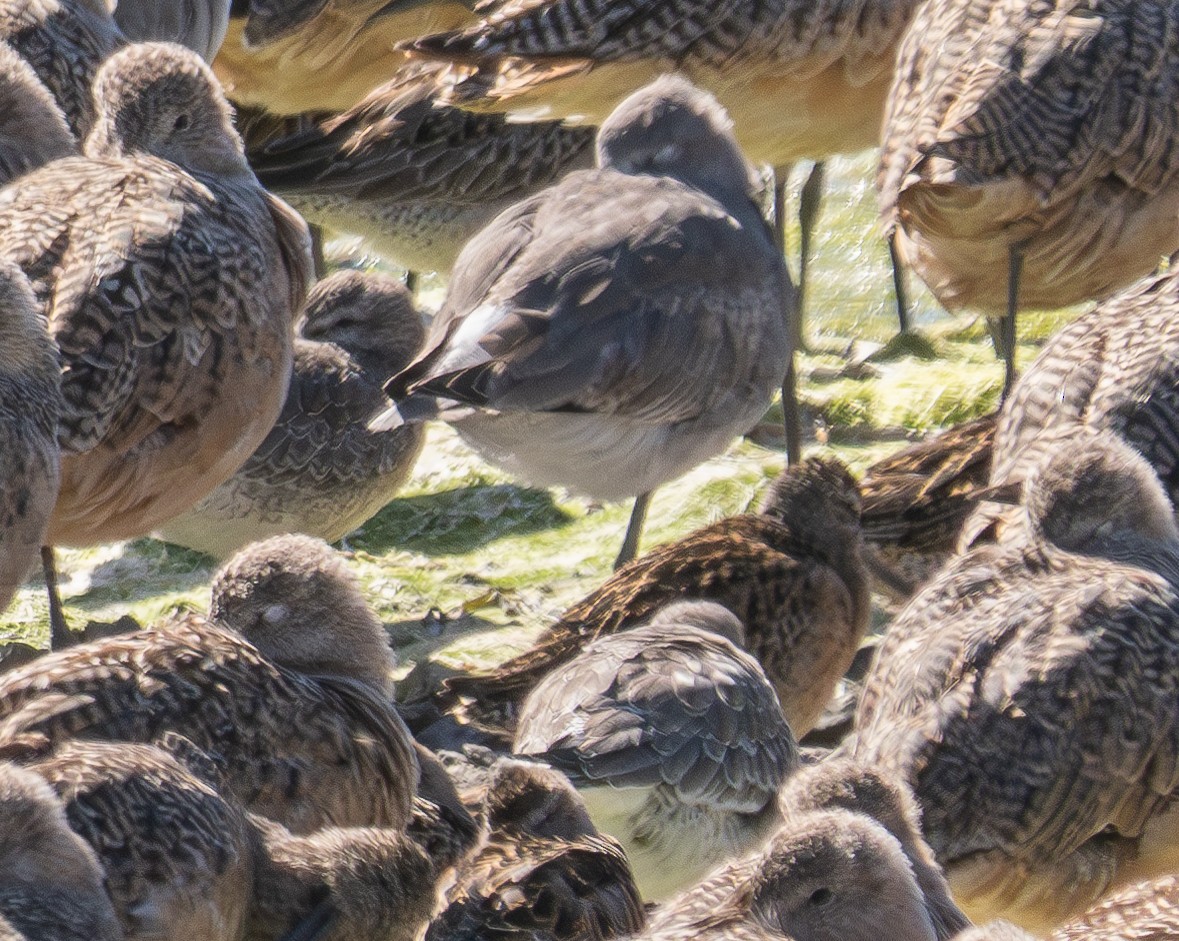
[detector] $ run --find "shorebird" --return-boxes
[214,0,473,115]
[26,739,254,941]
[513,601,800,900]
[442,458,868,738]
[0,763,122,941]
[855,431,1179,932]
[112,0,232,60]
[962,267,1179,550]
[636,809,939,941]
[0,263,60,618]
[0,0,124,137]
[427,758,645,941]
[155,271,427,558]
[0,536,418,834]
[408,0,927,340]
[0,42,75,184]
[248,62,595,276]
[375,75,794,565]
[0,42,312,644]
[879,0,1179,396]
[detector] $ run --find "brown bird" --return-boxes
[0,761,122,941]
[880,0,1179,394]
[0,42,75,184]
[25,739,254,941]
[213,0,474,116]
[0,262,60,617]
[1053,873,1179,941]
[0,536,417,834]
[513,601,800,900]
[0,0,124,137]
[248,62,594,276]
[0,42,312,642]
[246,743,481,941]
[444,457,868,739]
[426,757,645,941]
[854,431,1179,932]
[155,271,427,558]
[778,759,971,940]
[637,808,939,941]
[962,267,1179,550]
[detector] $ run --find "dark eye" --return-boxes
[808,888,834,908]
[173,113,190,131]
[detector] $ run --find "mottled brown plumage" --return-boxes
[248,61,594,274]
[637,809,938,941]
[427,758,645,941]
[27,739,253,941]
[0,261,60,615]
[0,762,122,941]
[880,0,1179,318]
[1053,873,1179,940]
[778,759,970,940]
[0,42,312,549]
[156,273,426,557]
[410,0,920,169]
[514,603,800,900]
[0,0,123,137]
[246,745,481,941]
[445,457,868,738]
[0,42,74,184]
[214,0,473,115]
[855,432,1179,932]
[0,607,418,834]
[963,268,1179,550]
[860,413,997,554]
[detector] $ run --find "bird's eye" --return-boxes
[173,113,191,131]
[808,888,834,908]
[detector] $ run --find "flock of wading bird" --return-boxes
[3,0,1179,939]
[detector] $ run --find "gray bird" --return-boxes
[855,430,1179,932]
[0,262,60,617]
[637,808,939,941]
[0,42,75,185]
[513,600,800,900]
[0,762,122,941]
[376,74,794,566]
[249,62,595,276]
[112,0,232,60]
[962,267,1179,550]
[155,271,427,558]
[0,0,124,137]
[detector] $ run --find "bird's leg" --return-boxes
[308,223,327,279]
[41,546,76,650]
[772,163,804,461]
[1001,242,1026,401]
[888,231,911,333]
[405,270,420,296]
[615,491,652,570]
[796,161,825,354]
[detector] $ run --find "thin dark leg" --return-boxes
[309,223,327,279]
[772,165,790,260]
[405,270,420,295]
[888,231,911,333]
[796,161,826,353]
[41,546,75,649]
[614,491,652,570]
[782,350,802,465]
[1001,243,1025,402]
